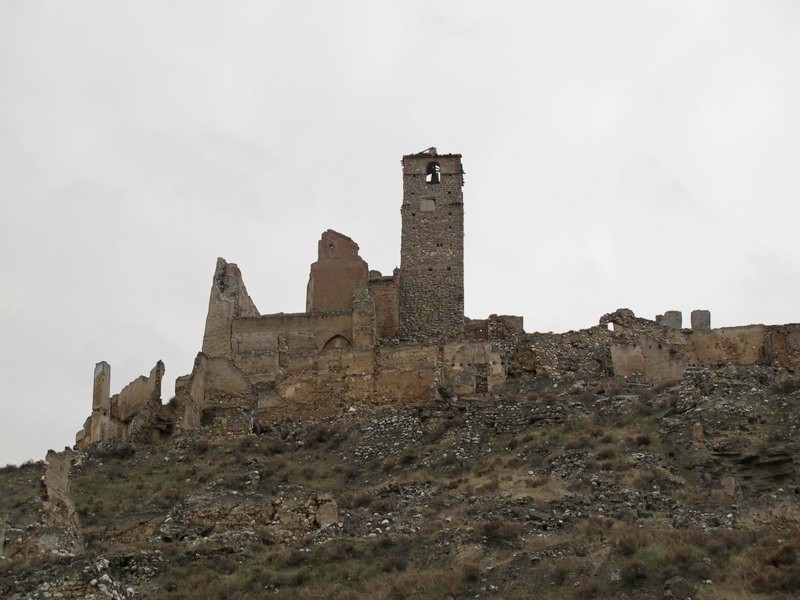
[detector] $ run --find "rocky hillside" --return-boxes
[2,364,800,599]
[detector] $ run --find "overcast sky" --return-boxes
[2,1,799,465]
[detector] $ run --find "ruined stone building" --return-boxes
[75,149,800,448]
[76,148,521,446]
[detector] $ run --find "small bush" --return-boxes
[577,516,613,541]
[550,563,569,585]
[476,478,499,493]
[615,532,645,557]
[596,446,616,460]
[767,544,797,567]
[752,568,800,594]
[398,449,417,466]
[459,561,481,583]
[773,378,800,394]
[526,474,549,488]
[91,443,135,460]
[304,424,345,449]
[573,580,599,599]
[619,559,647,587]
[258,438,287,455]
[388,582,408,600]
[477,520,522,545]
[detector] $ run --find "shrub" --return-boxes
[476,478,499,493]
[752,568,800,594]
[398,449,417,466]
[459,561,481,583]
[767,544,797,567]
[550,563,569,585]
[573,580,599,599]
[596,446,616,460]
[773,378,800,394]
[619,559,647,587]
[526,474,549,488]
[477,520,522,545]
[615,532,645,557]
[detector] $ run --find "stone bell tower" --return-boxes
[398,148,465,341]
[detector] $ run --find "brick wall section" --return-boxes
[399,151,465,342]
[306,230,368,313]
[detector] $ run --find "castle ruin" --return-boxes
[75,149,800,448]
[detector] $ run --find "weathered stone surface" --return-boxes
[399,149,465,342]
[664,575,696,599]
[307,493,339,528]
[368,269,399,339]
[89,361,111,443]
[111,361,164,422]
[0,518,6,558]
[157,490,275,542]
[38,449,82,555]
[717,475,737,506]
[202,257,259,359]
[175,352,256,434]
[306,230,369,313]
[79,361,168,447]
[73,150,800,446]
[657,310,683,329]
[691,309,711,330]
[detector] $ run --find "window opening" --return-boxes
[426,161,441,184]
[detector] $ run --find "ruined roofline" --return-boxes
[402,151,462,159]
[236,309,353,321]
[323,228,356,242]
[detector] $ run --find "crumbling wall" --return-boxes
[689,326,766,366]
[37,449,82,556]
[231,311,356,384]
[77,361,168,448]
[252,339,514,427]
[765,325,800,368]
[111,361,165,422]
[691,309,711,330]
[88,361,111,443]
[601,310,800,383]
[202,257,259,359]
[656,310,683,329]
[306,230,368,313]
[175,352,256,435]
[609,335,688,384]
[369,270,399,340]
[352,284,377,349]
[443,342,505,396]
[512,327,614,387]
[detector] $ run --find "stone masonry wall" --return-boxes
[398,151,464,342]
[368,271,399,340]
[202,258,260,359]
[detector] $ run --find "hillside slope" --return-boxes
[2,365,800,599]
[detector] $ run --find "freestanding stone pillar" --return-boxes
[691,309,711,330]
[89,361,111,442]
[656,311,683,329]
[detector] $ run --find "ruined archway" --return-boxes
[321,334,352,352]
